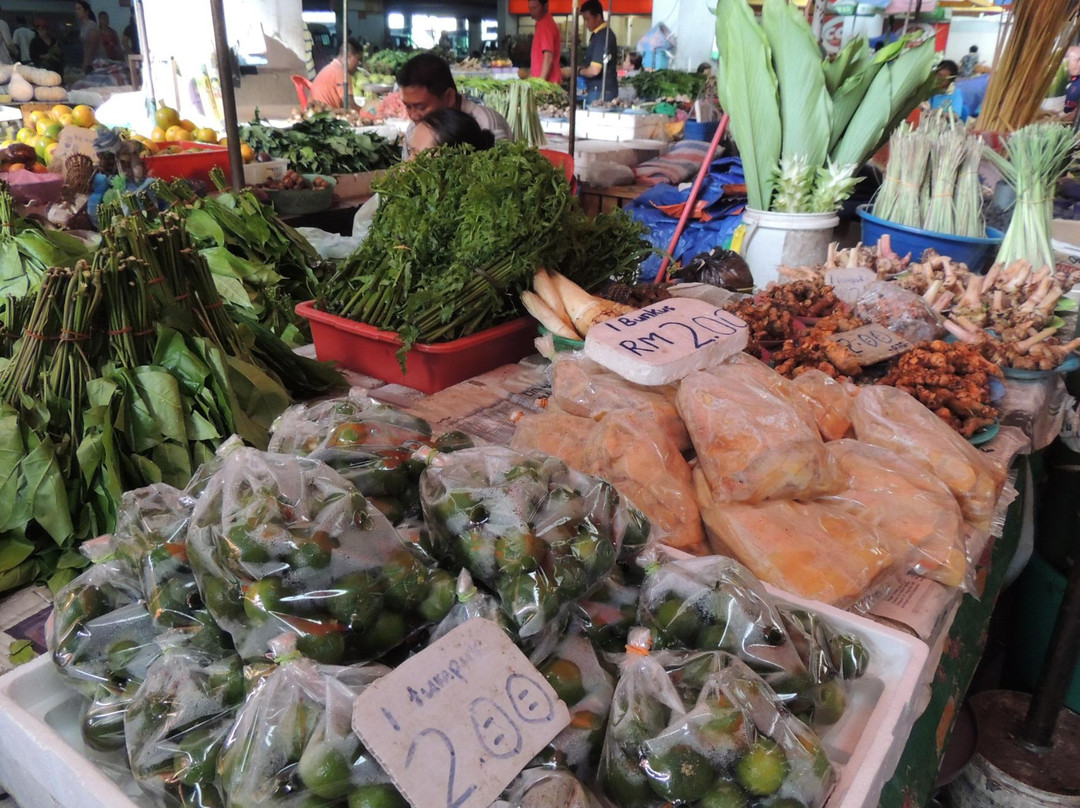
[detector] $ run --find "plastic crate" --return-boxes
[683,119,720,142]
[296,300,538,393]
[242,157,288,185]
[144,141,230,185]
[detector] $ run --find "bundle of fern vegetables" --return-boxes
[873,111,987,238]
[715,0,938,214]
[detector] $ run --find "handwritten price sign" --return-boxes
[827,323,913,365]
[352,619,570,808]
[584,297,749,385]
[824,267,876,304]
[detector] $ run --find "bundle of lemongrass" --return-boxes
[873,112,987,237]
[986,123,1079,270]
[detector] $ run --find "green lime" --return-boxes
[603,756,652,807]
[697,621,733,652]
[175,728,222,786]
[552,556,588,598]
[570,532,616,578]
[201,576,245,620]
[287,541,332,570]
[495,529,547,575]
[457,528,497,580]
[175,783,224,808]
[735,738,789,797]
[383,553,430,611]
[644,743,715,802]
[347,783,409,808]
[654,597,701,647]
[540,658,586,707]
[105,638,140,680]
[417,569,456,622]
[243,577,291,621]
[358,610,408,655]
[814,678,846,725]
[700,778,750,808]
[208,657,245,706]
[297,631,346,664]
[327,571,384,631]
[829,634,869,679]
[620,506,651,557]
[433,431,473,453]
[298,743,353,799]
[226,526,270,563]
[81,690,128,752]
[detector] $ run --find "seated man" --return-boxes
[396,52,513,160]
[310,37,361,108]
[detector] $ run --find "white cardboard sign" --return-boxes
[824,267,876,304]
[827,323,913,365]
[583,297,749,385]
[352,618,570,808]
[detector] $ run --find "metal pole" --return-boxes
[342,0,350,112]
[568,0,580,153]
[1020,551,1080,750]
[599,0,611,105]
[209,0,244,191]
[133,0,155,105]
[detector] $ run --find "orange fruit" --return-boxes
[240,143,255,163]
[51,104,73,119]
[45,142,60,160]
[165,125,192,141]
[30,162,48,173]
[44,123,62,140]
[6,163,24,172]
[154,103,179,128]
[194,127,217,143]
[58,113,74,126]
[28,110,45,126]
[35,116,56,136]
[35,137,55,160]
[150,126,167,142]
[15,127,32,144]
[71,105,96,128]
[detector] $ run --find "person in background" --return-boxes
[30,18,64,74]
[578,0,618,104]
[934,59,959,94]
[99,12,124,61]
[409,107,496,155]
[12,16,33,63]
[122,14,139,55]
[959,45,979,78]
[528,0,563,86]
[302,23,316,81]
[0,6,16,65]
[1065,46,1080,116]
[310,37,362,109]
[75,1,104,74]
[618,50,642,78]
[396,52,512,160]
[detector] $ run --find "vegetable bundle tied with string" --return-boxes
[715,0,937,214]
[987,123,1080,271]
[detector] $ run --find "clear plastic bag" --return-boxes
[266,393,379,456]
[677,368,843,504]
[540,633,616,778]
[719,353,821,435]
[429,569,513,644]
[696,479,895,607]
[853,281,945,344]
[823,439,970,588]
[218,658,395,808]
[510,410,598,473]
[791,369,858,441]
[420,447,651,639]
[124,649,247,808]
[186,447,449,663]
[550,354,690,452]
[850,385,1003,531]
[636,556,855,728]
[81,680,140,755]
[576,566,643,655]
[503,767,610,808]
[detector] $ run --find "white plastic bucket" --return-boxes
[741,208,839,287]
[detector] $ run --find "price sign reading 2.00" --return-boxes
[827,323,913,366]
[352,619,571,808]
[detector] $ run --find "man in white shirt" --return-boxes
[12,16,32,63]
[396,52,512,160]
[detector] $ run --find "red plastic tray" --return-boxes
[296,300,538,393]
[144,141,230,185]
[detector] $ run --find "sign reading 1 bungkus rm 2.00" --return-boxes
[583,297,749,385]
[352,618,571,808]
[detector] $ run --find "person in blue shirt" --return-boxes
[578,0,618,105]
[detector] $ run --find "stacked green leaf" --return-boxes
[321,142,650,358]
[714,0,937,213]
[458,77,568,110]
[0,210,343,595]
[365,49,415,76]
[624,70,705,101]
[239,113,399,175]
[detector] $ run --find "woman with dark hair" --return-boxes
[408,107,496,156]
[75,0,104,73]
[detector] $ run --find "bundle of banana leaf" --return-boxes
[0,209,343,595]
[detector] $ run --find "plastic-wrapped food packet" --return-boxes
[850,385,1003,532]
[219,657,396,808]
[599,629,689,806]
[778,608,870,683]
[637,556,855,728]
[550,353,690,452]
[823,439,971,589]
[853,281,944,343]
[510,410,597,472]
[124,649,248,808]
[267,392,376,456]
[719,353,822,435]
[503,767,611,808]
[429,569,513,644]
[791,369,857,441]
[575,566,642,655]
[677,367,843,504]
[81,680,140,754]
[420,446,650,639]
[635,652,836,808]
[186,447,453,664]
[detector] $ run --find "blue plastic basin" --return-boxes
[856,204,1004,273]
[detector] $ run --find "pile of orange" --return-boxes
[0,104,99,165]
[143,102,218,150]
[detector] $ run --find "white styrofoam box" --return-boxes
[0,655,150,808]
[241,157,287,185]
[573,140,637,169]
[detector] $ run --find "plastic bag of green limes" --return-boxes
[600,629,835,808]
[419,446,651,641]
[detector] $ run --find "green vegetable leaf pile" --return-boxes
[320,142,650,360]
[625,70,706,102]
[240,113,399,175]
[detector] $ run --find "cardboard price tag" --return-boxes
[583,297,749,385]
[828,323,912,365]
[824,267,876,304]
[352,619,570,808]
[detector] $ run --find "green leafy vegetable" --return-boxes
[240,113,399,175]
[624,70,706,101]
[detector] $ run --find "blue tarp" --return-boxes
[626,156,746,281]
